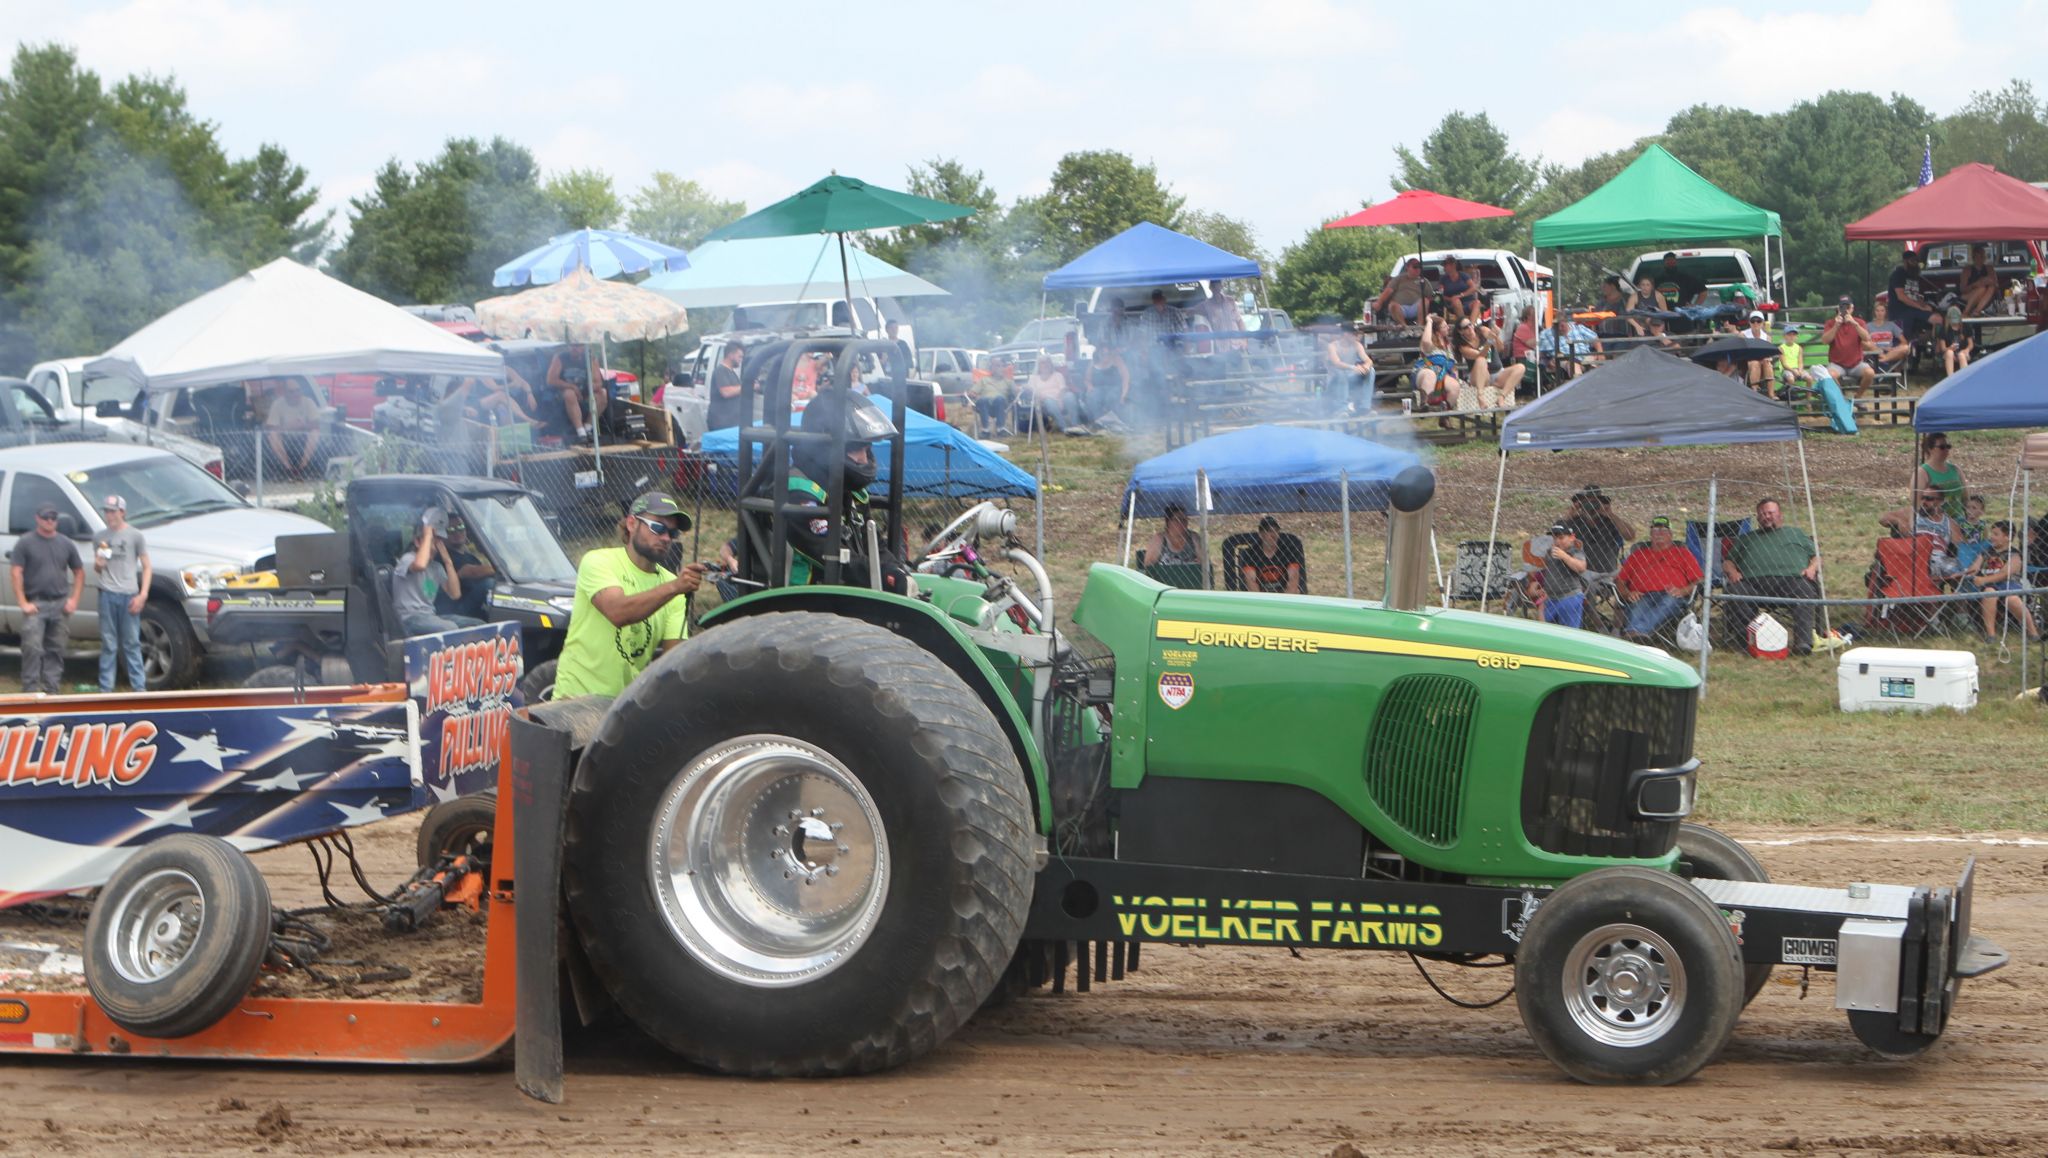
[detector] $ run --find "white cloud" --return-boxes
[1524,108,1661,168]
[353,50,494,112]
[714,80,885,139]
[65,0,319,90]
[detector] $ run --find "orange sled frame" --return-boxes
[0,692,574,1101]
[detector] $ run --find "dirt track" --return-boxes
[0,823,2041,1157]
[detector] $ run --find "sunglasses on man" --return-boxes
[635,515,678,538]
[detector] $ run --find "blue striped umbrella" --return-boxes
[492,228,690,288]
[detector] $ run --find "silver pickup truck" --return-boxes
[0,443,330,688]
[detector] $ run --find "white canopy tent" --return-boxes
[641,235,948,308]
[84,258,504,391]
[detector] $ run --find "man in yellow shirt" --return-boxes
[553,491,705,700]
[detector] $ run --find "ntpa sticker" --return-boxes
[1157,672,1193,710]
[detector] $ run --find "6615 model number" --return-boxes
[1474,652,1522,670]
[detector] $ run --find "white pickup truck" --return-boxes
[1381,250,1554,336]
[1623,248,1778,307]
[24,359,225,478]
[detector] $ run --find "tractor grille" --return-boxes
[1363,674,1477,847]
[1521,684,1696,859]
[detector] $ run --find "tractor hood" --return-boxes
[1077,565,1698,690]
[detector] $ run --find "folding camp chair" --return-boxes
[1865,536,1945,639]
[1686,518,1750,590]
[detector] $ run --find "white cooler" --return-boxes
[1837,647,1978,713]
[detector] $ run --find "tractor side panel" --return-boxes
[1133,590,1694,882]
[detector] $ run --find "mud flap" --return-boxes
[510,711,574,1104]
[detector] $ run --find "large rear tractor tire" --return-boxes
[84,834,272,1039]
[1675,822,1775,1006]
[563,611,1036,1076]
[1515,867,1744,1085]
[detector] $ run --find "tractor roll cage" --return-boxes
[735,338,909,590]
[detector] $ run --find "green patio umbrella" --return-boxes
[704,175,975,322]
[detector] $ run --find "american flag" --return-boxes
[0,701,422,908]
[1919,135,1933,187]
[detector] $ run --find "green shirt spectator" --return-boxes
[1727,523,1816,578]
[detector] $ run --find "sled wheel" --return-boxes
[84,834,272,1039]
[519,659,558,704]
[1675,823,1776,1006]
[416,792,498,876]
[1847,1009,1942,1057]
[1515,867,1744,1085]
[565,611,1036,1076]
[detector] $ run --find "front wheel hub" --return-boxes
[649,736,887,987]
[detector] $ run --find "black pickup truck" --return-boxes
[208,474,575,700]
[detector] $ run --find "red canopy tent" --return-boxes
[1844,163,2048,242]
[1324,189,1513,258]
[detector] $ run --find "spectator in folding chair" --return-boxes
[1720,498,1820,655]
[1559,485,1634,574]
[1615,515,1702,642]
[1140,503,1207,588]
[1932,308,1975,377]
[1953,494,1990,573]
[1961,521,2041,642]
[1538,522,1590,628]
[1880,490,1965,583]
[1230,517,1305,594]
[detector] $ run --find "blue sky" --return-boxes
[8,0,2045,256]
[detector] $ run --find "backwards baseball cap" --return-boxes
[1548,522,1573,536]
[101,494,126,512]
[1649,515,1673,529]
[630,490,691,530]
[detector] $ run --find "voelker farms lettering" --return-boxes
[0,721,160,788]
[1112,895,1443,947]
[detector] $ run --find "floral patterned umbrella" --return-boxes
[474,266,690,343]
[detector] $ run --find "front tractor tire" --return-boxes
[563,610,1037,1076]
[1515,867,1745,1085]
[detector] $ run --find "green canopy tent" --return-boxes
[1531,144,1787,302]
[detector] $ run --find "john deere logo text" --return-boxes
[0,722,160,788]
[1112,895,1442,947]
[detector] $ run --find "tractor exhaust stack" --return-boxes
[1383,465,1436,612]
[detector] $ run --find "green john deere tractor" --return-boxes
[510,336,2005,1090]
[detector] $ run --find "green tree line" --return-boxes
[4,34,2044,367]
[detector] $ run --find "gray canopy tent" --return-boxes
[1481,347,1814,692]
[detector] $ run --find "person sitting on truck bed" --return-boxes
[263,377,323,479]
[393,507,480,636]
[1635,275,1669,313]
[1437,257,1482,322]
[1374,258,1430,325]
[553,491,703,700]
[1652,252,1709,307]
[1957,244,2000,317]
[545,347,592,438]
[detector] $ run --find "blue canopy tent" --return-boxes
[699,407,1036,500]
[1913,327,2048,432]
[1120,425,1423,593]
[1043,222,1261,290]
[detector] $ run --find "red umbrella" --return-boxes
[1323,188,1514,261]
